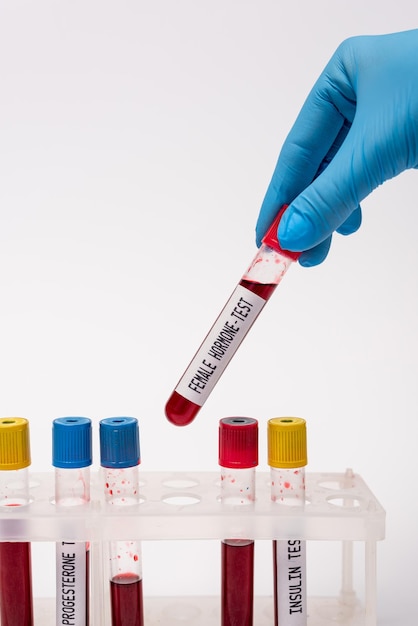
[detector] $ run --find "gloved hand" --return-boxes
[255,29,418,266]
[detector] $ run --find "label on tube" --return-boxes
[56,541,87,626]
[274,539,307,626]
[175,284,265,405]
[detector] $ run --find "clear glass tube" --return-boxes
[0,420,33,626]
[219,416,258,626]
[0,466,30,506]
[221,463,256,626]
[55,467,90,506]
[103,465,144,626]
[165,206,297,427]
[271,466,307,626]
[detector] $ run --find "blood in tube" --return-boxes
[0,542,33,626]
[52,416,92,626]
[0,418,33,626]
[268,418,308,626]
[219,417,258,626]
[221,540,254,626]
[165,206,299,426]
[165,278,278,427]
[165,390,200,428]
[100,417,144,626]
[110,575,144,626]
[239,278,277,301]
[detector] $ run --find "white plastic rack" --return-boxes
[0,468,385,625]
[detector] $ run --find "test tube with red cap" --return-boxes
[0,417,34,626]
[53,417,92,626]
[165,206,300,426]
[219,416,258,626]
[268,417,308,626]
[99,417,144,626]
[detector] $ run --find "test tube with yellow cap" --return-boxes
[0,417,33,626]
[268,417,307,626]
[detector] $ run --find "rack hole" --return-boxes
[162,478,199,490]
[162,494,200,506]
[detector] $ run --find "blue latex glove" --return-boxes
[255,29,418,266]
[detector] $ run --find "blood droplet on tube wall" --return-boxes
[165,206,300,426]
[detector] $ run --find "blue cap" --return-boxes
[99,417,140,468]
[52,417,92,469]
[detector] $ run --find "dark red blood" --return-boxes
[0,542,33,626]
[221,540,254,626]
[165,390,200,426]
[110,574,144,626]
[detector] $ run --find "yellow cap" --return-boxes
[0,418,31,470]
[268,417,307,468]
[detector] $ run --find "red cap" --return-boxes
[218,417,258,469]
[262,205,301,261]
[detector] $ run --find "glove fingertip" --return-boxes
[298,236,332,267]
[336,205,362,236]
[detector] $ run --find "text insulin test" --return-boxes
[165,206,300,426]
[268,417,307,626]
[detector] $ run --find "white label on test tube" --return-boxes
[268,417,307,626]
[57,542,87,625]
[272,467,307,626]
[52,417,92,626]
[175,284,266,406]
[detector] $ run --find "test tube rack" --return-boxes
[0,468,385,626]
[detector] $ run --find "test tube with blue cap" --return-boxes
[99,417,144,626]
[53,416,92,626]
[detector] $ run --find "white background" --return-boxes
[1,1,417,624]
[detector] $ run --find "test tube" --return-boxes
[268,417,308,626]
[99,417,144,626]
[52,417,92,626]
[219,417,258,626]
[165,206,300,426]
[0,417,33,626]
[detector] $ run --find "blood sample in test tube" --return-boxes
[268,417,308,626]
[0,417,34,626]
[219,416,258,626]
[165,206,300,426]
[99,417,144,626]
